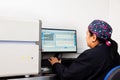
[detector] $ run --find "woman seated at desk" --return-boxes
[48,20,120,80]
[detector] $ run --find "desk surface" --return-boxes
[7,74,57,80]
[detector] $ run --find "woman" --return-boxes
[48,20,120,80]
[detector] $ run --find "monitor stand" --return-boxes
[54,53,62,59]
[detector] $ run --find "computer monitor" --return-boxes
[41,28,77,54]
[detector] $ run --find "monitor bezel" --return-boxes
[41,28,77,54]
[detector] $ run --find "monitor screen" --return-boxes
[41,28,77,53]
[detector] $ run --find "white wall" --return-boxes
[109,0,120,52]
[0,0,109,53]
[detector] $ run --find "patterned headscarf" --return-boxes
[88,20,112,46]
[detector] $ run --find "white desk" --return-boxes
[7,74,57,80]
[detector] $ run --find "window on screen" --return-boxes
[42,28,77,53]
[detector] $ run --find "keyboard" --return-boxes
[42,58,76,68]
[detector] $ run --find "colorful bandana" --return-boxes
[88,20,112,40]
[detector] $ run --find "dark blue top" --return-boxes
[52,44,120,80]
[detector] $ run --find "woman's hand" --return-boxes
[48,57,61,65]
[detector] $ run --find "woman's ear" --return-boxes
[92,34,97,42]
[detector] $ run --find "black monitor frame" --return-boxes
[41,28,77,54]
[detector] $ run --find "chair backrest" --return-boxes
[104,65,120,80]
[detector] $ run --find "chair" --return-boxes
[104,65,120,80]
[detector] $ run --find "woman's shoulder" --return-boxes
[79,44,109,57]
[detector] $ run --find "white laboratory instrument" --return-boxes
[0,18,41,77]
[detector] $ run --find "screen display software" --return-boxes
[41,28,77,53]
